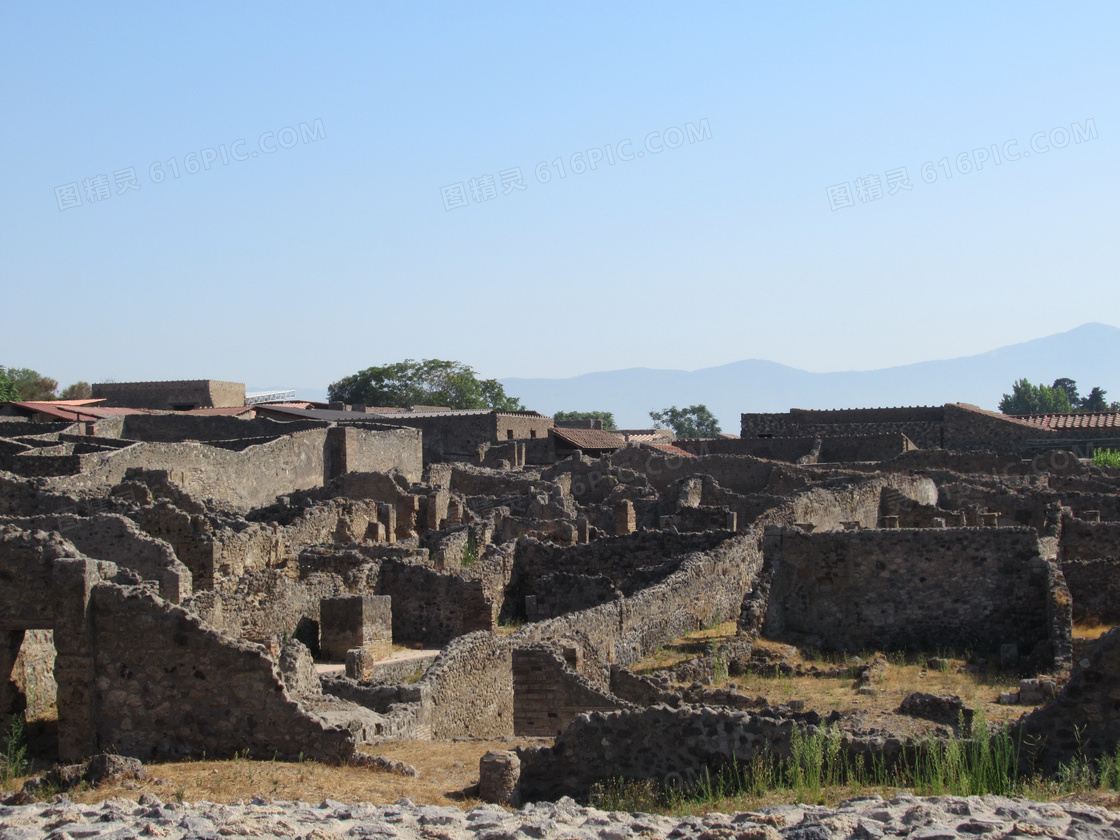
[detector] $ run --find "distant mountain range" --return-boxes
[498,323,1120,432]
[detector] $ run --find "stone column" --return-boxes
[479,750,520,806]
[614,500,636,535]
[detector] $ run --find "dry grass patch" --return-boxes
[1073,621,1117,640]
[633,625,1044,730]
[631,621,738,672]
[11,739,549,809]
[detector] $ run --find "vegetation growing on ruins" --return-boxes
[1000,377,1120,414]
[553,410,617,430]
[327,359,525,412]
[649,404,721,437]
[1094,449,1120,469]
[0,717,29,787]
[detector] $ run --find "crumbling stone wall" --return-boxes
[512,645,630,737]
[761,526,1069,664]
[49,427,421,512]
[120,414,326,443]
[418,631,514,739]
[1019,626,1120,774]
[89,583,356,761]
[378,559,494,645]
[1060,559,1120,623]
[0,513,191,603]
[506,531,728,621]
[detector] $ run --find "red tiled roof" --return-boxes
[184,407,256,417]
[550,427,627,450]
[1018,412,1120,431]
[6,401,150,422]
[652,444,697,458]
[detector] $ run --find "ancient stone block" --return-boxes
[319,595,392,662]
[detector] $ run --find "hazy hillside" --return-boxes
[500,323,1120,431]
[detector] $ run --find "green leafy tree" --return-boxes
[649,404,721,438]
[0,368,57,401]
[0,367,20,402]
[327,359,525,411]
[1052,377,1080,407]
[999,379,1071,414]
[553,410,617,430]
[59,381,92,400]
[1081,386,1110,412]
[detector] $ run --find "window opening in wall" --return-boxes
[507,430,514,439]
[530,430,537,439]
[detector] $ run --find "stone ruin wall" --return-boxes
[760,526,1070,666]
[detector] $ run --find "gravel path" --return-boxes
[3,793,1120,840]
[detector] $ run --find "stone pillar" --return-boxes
[319,595,392,662]
[614,499,636,535]
[395,495,420,541]
[575,516,589,544]
[427,489,449,531]
[479,750,520,806]
[446,497,464,529]
[881,515,900,529]
[377,502,396,544]
[725,510,738,531]
[52,558,99,763]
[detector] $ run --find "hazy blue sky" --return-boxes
[2,2,1116,397]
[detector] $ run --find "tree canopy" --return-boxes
[553,410,617,430]
[59,381,92,400]
[0,367,19,402]
[999,377,1120,414]
[649,404,721,438]
[327,359,525,412]
[0,367,58,401]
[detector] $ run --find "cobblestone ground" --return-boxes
[3,793,1120,840]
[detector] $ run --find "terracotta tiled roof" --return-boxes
[1018,412,1120,430]
[550,427,626,450]
[652,444,697,458]
[5,401,150,422]
[184,407,256,417]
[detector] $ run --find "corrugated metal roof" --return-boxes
[551,427,627,450]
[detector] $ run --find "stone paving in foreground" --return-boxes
[3,793,1120,840]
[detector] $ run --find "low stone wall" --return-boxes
[512,645,630,737]
[517,705,897,802]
